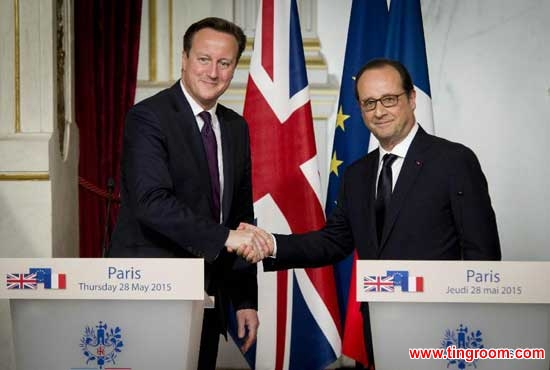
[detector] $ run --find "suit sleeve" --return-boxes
[449,146,501,260]
[225,121,258,310]
[227,258,258,310]
[263,175,355,271]
[122,105,229,262]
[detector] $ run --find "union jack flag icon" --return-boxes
[6,273,38,289]
[363,275,395,292]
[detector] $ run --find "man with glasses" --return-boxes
[233,58,501,368]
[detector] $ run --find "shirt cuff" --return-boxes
[269,233,277,258]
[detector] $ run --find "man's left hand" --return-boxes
[236,308,259,353]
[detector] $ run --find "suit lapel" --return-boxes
[216,107,234,224]
[169,82,212,202]
[357,152,380,257]
[367,153,380,247]
[378,127,433,254]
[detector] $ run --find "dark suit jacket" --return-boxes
[264,126,501,271]
[110,82,257,334]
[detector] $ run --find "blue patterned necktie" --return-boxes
[199,111,220,223]
[375,153,398,243]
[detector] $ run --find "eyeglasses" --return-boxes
[360,92,407,112]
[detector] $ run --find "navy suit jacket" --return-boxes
[110,82,257,333]
[264,126,501,271]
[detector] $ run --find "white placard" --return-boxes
[357,260,550,303]
[0,258,204,300]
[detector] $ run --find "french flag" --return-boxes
[51,273,67,289]
[242,0,342,369]
[384,0,434,134]
[407,276,424,292]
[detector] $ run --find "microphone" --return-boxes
[101,177,116,258]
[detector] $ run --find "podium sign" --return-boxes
[357,260,550,370]
[356,260,549,303]
[1,258,203,300]
[1,258,205,370]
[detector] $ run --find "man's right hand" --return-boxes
[225,224,274,263]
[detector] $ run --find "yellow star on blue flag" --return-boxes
[336,106,350,131]
[330,151,344,176]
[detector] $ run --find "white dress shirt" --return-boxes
[376,123,419,196]
[180,81,224,222]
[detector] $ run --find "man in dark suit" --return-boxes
[109,17,269,370]
[235,58,501,368]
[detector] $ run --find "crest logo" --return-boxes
[80,321,124,369]
[441,324,484,369]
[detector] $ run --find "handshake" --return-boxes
[225,223,274,263]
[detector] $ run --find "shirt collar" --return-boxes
[379,122,419,162]
[179,80,218,120]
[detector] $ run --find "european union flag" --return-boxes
[29,267,52,288]
[328,0,389,324]
[326,0,389,366]
[387,270,410,291]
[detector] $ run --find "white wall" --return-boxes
[422,0,550,261]
[0,0,79,368]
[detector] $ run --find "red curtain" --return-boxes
[75,0,142,257]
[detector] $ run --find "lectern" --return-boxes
[357,260,550,370]
[1,258,205,370]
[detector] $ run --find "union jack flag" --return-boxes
[363,275,395,292]
[6,273,38,290]
[241,0,341,369]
